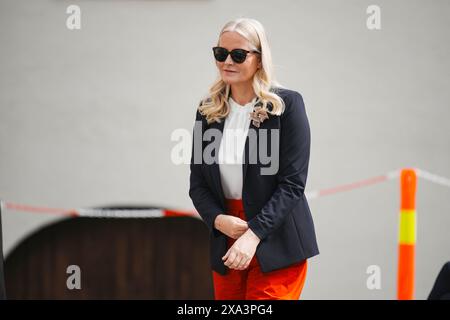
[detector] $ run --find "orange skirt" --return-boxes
[212,198,308,300]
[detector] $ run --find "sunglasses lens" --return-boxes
[213,47,250,63]
[213,47,228,62]
[231,49,247,63]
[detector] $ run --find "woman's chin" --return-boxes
[222,77,242,85]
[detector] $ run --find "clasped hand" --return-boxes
[214,214,261,270]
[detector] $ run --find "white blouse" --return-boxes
[218,96,258,200]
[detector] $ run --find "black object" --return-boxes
[428,261,450,300]
[0,200,6,299]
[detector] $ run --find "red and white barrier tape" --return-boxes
[1,202,200,219]
[1,168,449,218]
[415,168,450,188]
[305,169,400,199]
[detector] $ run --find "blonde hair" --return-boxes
[198,18,286,124]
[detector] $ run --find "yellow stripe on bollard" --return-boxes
[399,210,416,245]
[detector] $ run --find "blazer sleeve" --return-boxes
[189,108,224,237]
[247,91,311,241]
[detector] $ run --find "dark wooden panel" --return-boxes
[5,215,214,299]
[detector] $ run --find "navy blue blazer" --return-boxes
[189,87,319,275]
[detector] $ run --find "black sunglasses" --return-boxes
[212,46,260,64]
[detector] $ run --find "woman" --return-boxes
[189,18,319,300]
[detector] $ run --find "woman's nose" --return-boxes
[224,53,234,65]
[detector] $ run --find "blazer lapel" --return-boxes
[209,120,226,209]
[243,99,266,186]
[242,120,260,187]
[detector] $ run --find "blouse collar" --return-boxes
[228,96,258,111]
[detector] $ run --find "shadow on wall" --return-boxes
[4,207,213,299]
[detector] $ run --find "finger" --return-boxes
[230,255,243,269]
[227,251,238,267]
[241,254,252,269]
[234,227,247,236]
[237,230,247,238]
[236,257,248,270]
[232,217,247,224]
[238,225,249,232]
[224,251,236,267]
[222,249,230,261]
[236,262,248,270]
[237,219,248,226]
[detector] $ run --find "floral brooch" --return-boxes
[249,102,269,128]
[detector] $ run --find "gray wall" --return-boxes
[1,0,449,299]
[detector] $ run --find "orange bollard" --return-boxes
[397,169,417,300]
